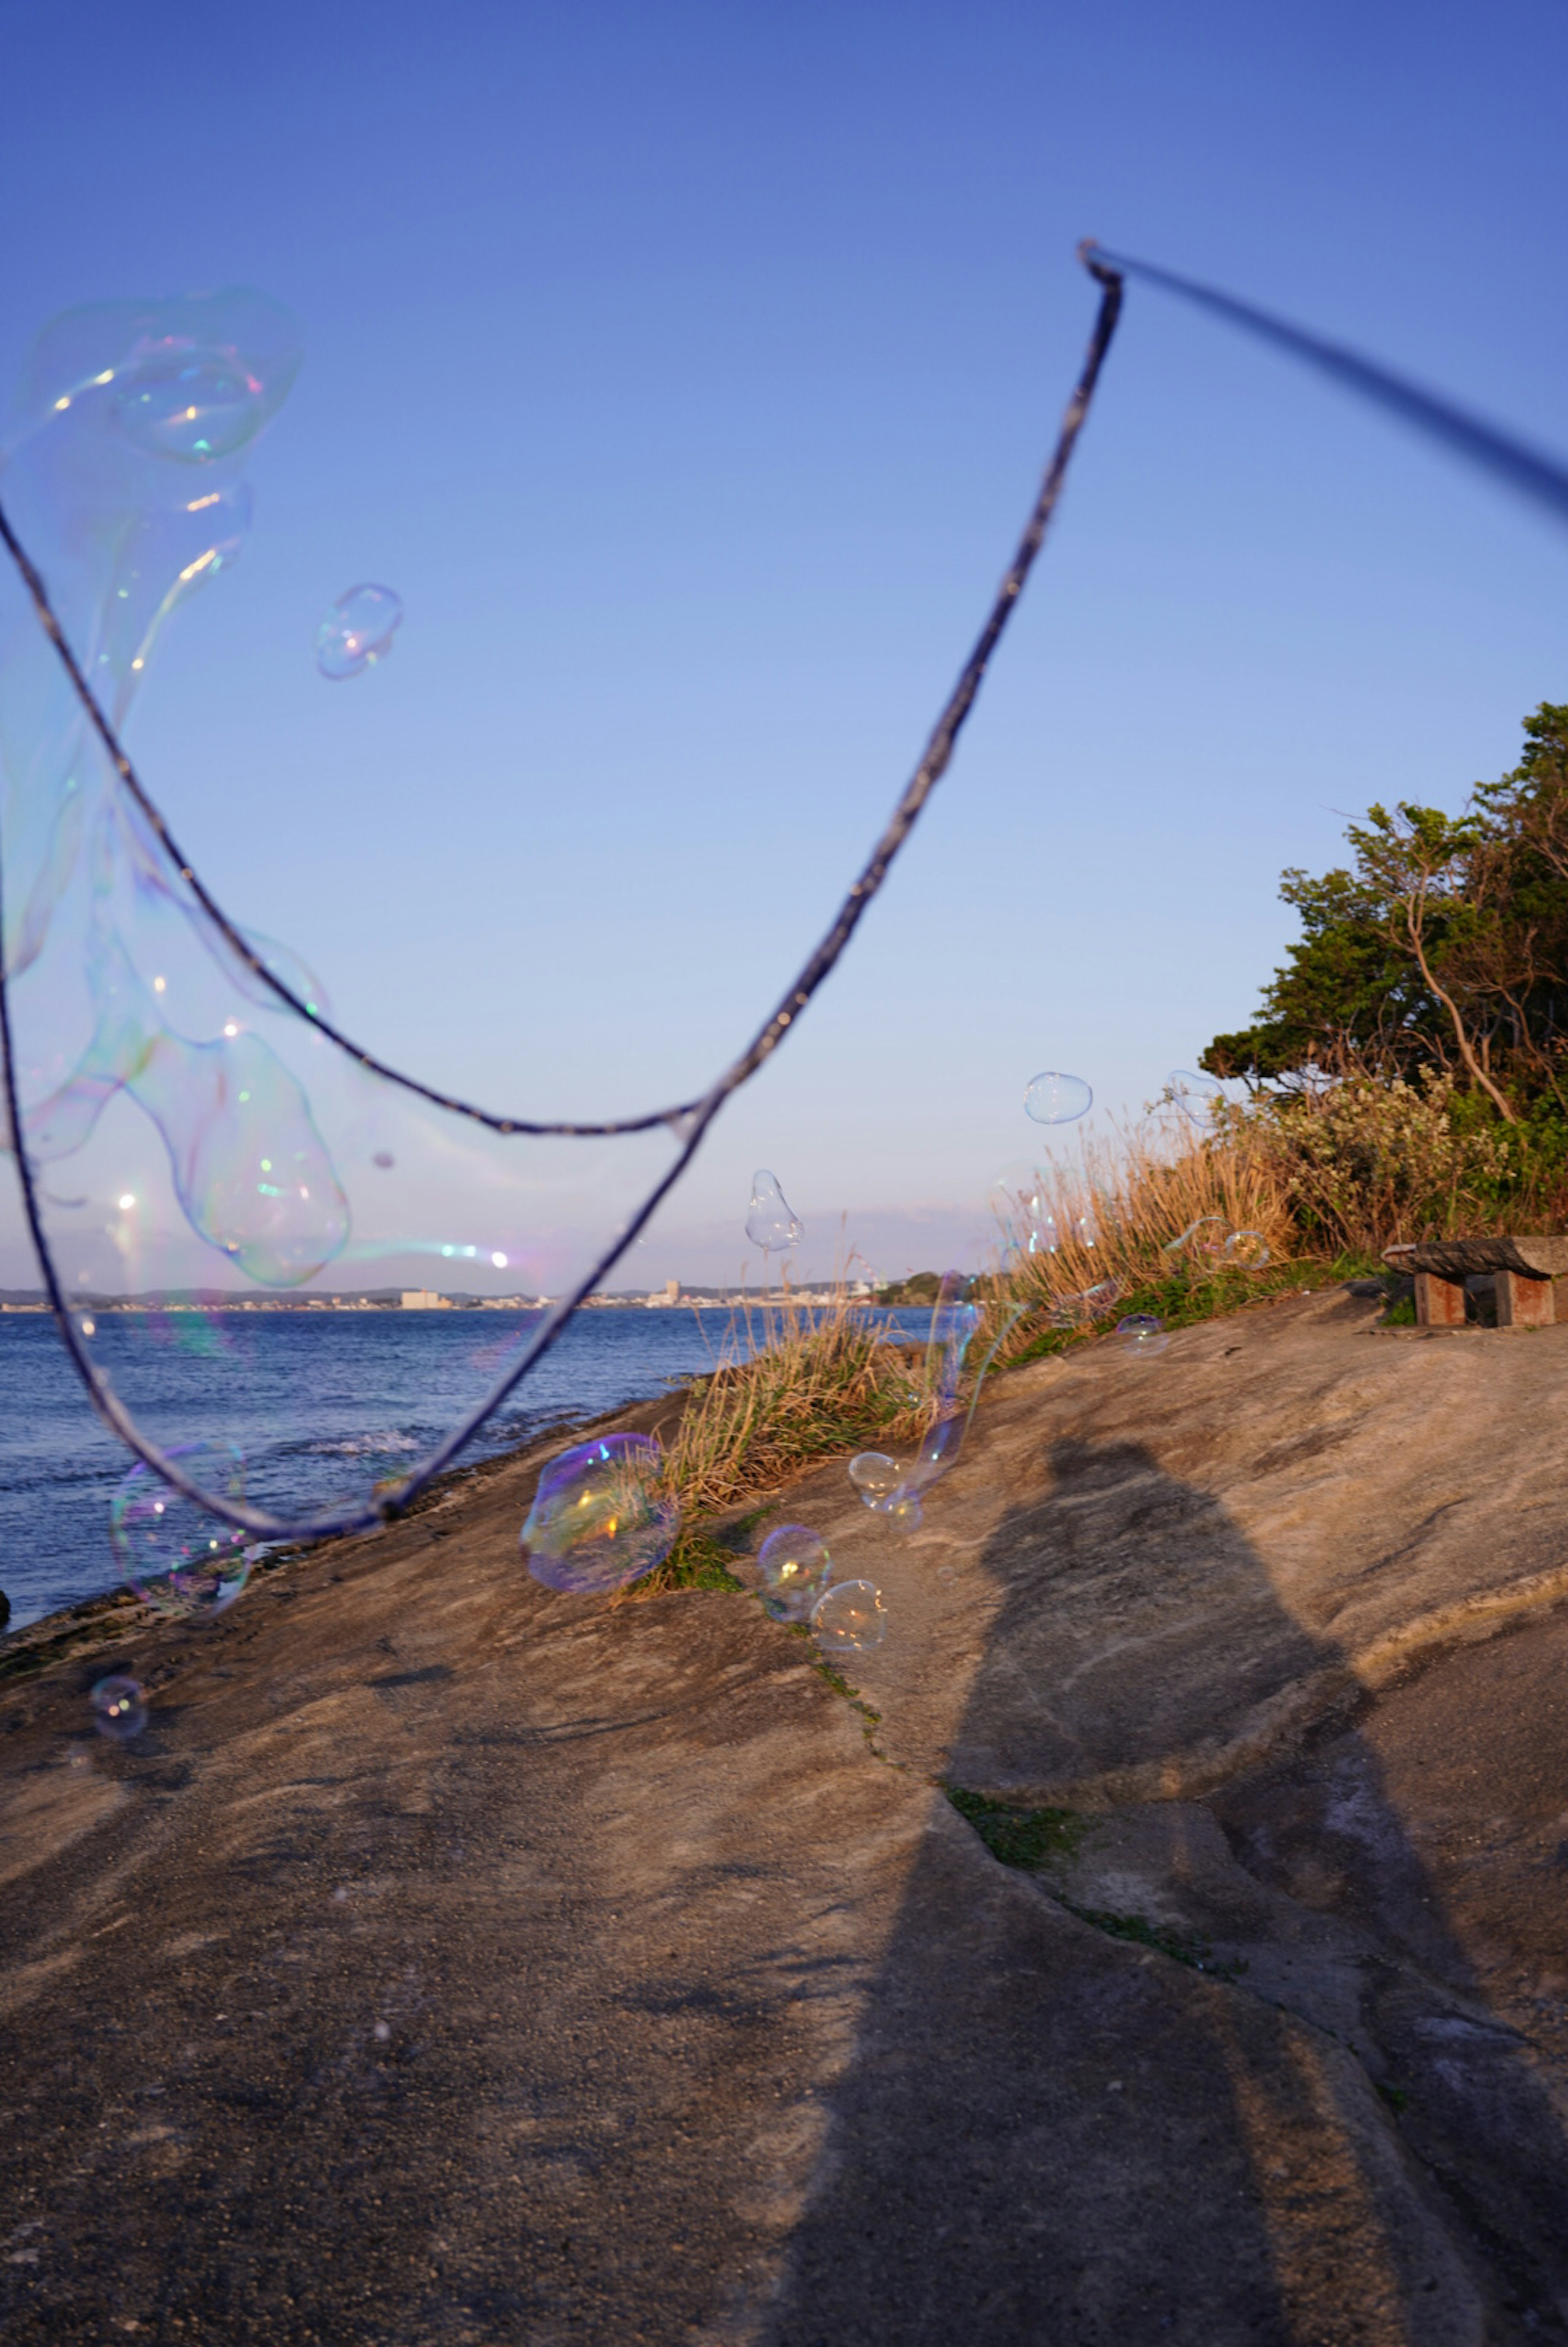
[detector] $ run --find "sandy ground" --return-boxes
[2,1285,1567,2343]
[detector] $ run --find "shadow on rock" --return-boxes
[758,1436,1568,2346]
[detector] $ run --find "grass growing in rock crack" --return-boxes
[944,1790,1249,1979]
[1059,1902,1248,1982]
[945,1786,1083,1867]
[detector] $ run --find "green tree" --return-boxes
[1203,703,1568,1121]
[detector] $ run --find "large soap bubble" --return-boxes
[745,1169,802,1254]
[0,286,693,1535]
[520,1433,678,1594]
[317,585,403,680]
[109,1439,251,1618]
[757,1523,832,1620]
[1168,1070,1224,1126]
[1024,1071,1091,1125]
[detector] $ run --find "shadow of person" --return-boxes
[755,1436,1568,2346]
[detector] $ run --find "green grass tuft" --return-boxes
[946,1785,1082,1868]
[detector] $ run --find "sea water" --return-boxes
[0,1306,927,1632]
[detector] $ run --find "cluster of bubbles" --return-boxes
[982,1057,1276,1377]
[746,1169,802,1254]
[755,1523,884,1650]
[316,584,403,681]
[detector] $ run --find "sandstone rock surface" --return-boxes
[2,1288,1567,2342]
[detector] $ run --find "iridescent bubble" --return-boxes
[757,1524,832,1621]
[1024,1071,1091,1125]
[1116,1313,1169,1358]
[110,1439,250,1619]
[745,1169,802,1254]
[811,1578,886,1652]
[520,1432,677,1595]
[1225,1229,1270,1269]
[89,1675,147,1742]
[372,1151,395,1170]
[1169,1070,1224,1126]
[316,585,403,681]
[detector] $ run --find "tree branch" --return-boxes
[1402,889,1517,1122]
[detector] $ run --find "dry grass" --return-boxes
[638,1076,1544,1590]
[660,1286,947,1517]
[991,1114,1299,1350]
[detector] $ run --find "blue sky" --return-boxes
[2,0,1567,1286]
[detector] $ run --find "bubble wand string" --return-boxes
[1078,241,1568,527]
[0,251,1125,1542]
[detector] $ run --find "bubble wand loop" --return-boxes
[0,251,1124,1542]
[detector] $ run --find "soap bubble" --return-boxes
[1116,1313,1169,1358]
[1050,1278,1122,1330]
[757,1524,832,1620]
[989,1166,1056,1256]
[1225,1229,1270,1269]
[849,1452,901,1509]
[110,1440,251,1618]
[1162,1215,1229,1268]
[89,1675,147,1742]
[317,584,403,680]
[1169,1071,1223,1125]
[745,1169,802,1254]
[811,1578,886,1652]
[1024,1071,1091,1125]
[520,1432,677,1595]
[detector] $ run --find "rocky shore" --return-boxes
[3,1284,1567,2343]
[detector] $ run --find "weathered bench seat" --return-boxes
[1400,1236,1568,1327]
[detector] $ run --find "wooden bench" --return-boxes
[1396,1236,1568,1329]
